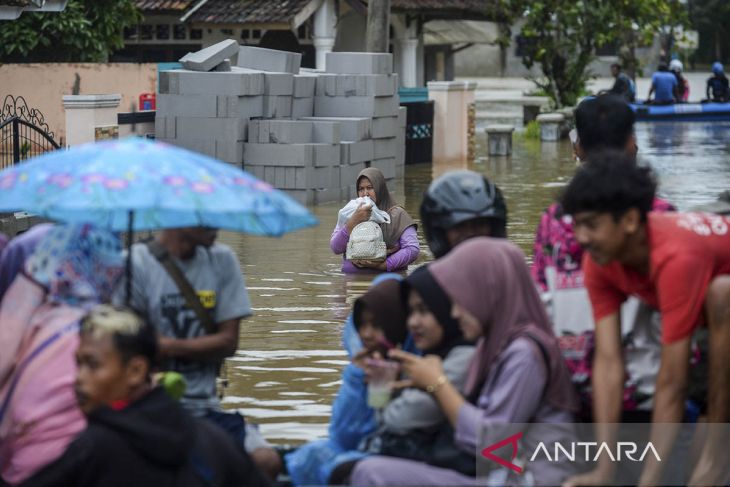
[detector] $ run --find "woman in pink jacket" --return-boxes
[0,224,123,485]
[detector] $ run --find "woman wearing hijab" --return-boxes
[330,167,419,273]
[351,238,578,487]
[0,224,123,485]
[285,274,417,487]
[376,265,474,436]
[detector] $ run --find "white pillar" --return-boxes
[428,81,477,163]
[62,94,121,147]
[313,0,336,71]
[398,38,419,87]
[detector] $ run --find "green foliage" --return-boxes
[523,120,540,139]
[690,0,730,63]
[491,0,687,107]
[0,0,141,62]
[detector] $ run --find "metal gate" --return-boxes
[0,95,59,168]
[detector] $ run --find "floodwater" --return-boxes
[218,121,730,445]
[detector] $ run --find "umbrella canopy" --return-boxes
[0,138,318,236]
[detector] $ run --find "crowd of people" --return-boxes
[606,60,729,104]
[1,93,730,486]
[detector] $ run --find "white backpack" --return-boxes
[346,221,387,261]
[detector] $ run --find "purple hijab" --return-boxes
[430,237,577,412]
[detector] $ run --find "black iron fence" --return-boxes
[0,95,60,168]
[401,100,434,165]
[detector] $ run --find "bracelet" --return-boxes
[426,375,448,394]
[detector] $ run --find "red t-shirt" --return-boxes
[584,212,730,344]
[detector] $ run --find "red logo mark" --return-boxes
[480,431,524,474]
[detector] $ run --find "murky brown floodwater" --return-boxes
[217,122,730,445]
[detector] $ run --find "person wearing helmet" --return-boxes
[420,170,507,259]
[706,62,729,102]
[669,59,689,102]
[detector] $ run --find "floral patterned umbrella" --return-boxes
[0,137,318,236]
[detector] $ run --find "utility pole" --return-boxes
[365,0,390,52]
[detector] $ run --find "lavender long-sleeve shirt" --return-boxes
[330,224,419,273]
[350,338,576,486]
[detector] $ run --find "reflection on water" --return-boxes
[219,122,730,444]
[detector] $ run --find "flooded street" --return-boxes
[219,121,730,445]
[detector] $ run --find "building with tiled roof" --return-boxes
[0,0,67,20]
[117,0,503,84]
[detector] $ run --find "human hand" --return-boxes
[388,350,444,390]
[562,468,613,487]
[349,202,372,227]
[352,259,387,270]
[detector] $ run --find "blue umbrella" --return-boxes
[0,137,317,235]
[0,137,319,301]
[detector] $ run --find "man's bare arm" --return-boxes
[159,318,241,361]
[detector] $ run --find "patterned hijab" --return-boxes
[24,224,123,308]
[430,237,577,412]
[357,168,416,248]
[0,225,123,483]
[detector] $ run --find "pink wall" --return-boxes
[0,63,157,144]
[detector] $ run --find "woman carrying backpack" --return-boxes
[330,168,419,273]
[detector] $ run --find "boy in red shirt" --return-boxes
[560,151,730,487]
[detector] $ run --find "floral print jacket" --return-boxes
[531,197,676,291]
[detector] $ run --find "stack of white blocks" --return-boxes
[155,41,407,205]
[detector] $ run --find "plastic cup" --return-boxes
[366,359,400,409]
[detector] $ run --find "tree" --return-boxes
[689,0,730,64]
[492,0,687,108]
[366,0,391,52]
[0,0,141,63]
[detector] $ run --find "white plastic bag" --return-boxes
[336,196,391,228]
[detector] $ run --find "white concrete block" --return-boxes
[373,137,398,159]
[340,140,374,164]
[291,96,314,118]
[398,106,407,128]
[250,120,314,144]
[314,95,399,117]
[174,69,265,96]
[263,95,292,118]
[313,144,340,167]
[167,136,216,158]
[312,122,340,144]
[299,117,371,141]
[371,116,398,139]
[157,94,218,117]
[237,45,301,74]
[372,157,396,179]
[215,139,244,163]
[155,116,176,139]
[159,71,180,94]
[216,95,264,119]
[325,52,393,74]
[263,72,294,95]
[176,117,246,141]
[243,143,314,166]
[293,74,317,98]
[179,39,239,72]
[340,162,367,188]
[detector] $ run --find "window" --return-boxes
[156,24,170,40]
[252,29,261,39]
[190,28,203,40]
[139,25,153,41]
[241,29,250,40]
[221,28,234,35]
[173,24,186,40]
[595,41,619,56]
[297,24,306,39]
[123,25,137,40]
